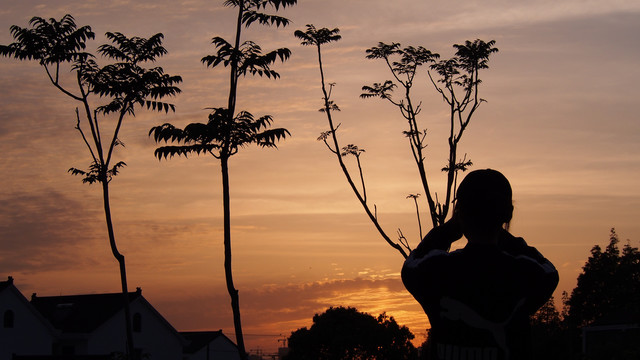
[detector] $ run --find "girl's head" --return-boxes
[454,169,513,241]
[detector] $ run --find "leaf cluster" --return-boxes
[0,14,95,65]
[360,80,396,100]
[341,144,365,158]
[1,15,182,117]
[150,107,290,160]
[367,42,439,76]
[68,161,126,184]
[2,14,183,185]
[454,39,498,73]
[200,0,297,81]
[294,24,341,47]
[361,39,498,104]
[441,158,473,172]
[225,0,297,24]
[202,37,290,79]
[430,39,498,93]
[239,0,297,10]
[89,32,182,115]
[361,42,439,102]
[318,100,340,113]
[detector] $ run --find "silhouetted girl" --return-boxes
[402,169,558,360]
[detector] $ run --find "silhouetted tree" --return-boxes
[285,306,417,360]
[562,228,640,358]
[417,329,435,360]
[149,1,294,357]
[532,296,562,329]
[565,228,640,328]
[0,15,181,359]
[530,296,571,359]
[295,25,410,257]
[296,26,498,257]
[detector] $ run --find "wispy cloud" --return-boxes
[0,190,104,273]
[330,0,640,37]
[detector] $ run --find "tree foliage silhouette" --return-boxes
[529,296,570,359]
[296,26,498,257]
[284,306,417,360]
[149,1,294,357]
[564,228,640,329]
[541,228,640,358]
[364,39,497,230]
[1,15,181,359]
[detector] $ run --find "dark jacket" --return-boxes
[402,229,559,360]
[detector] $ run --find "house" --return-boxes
[1,277,242,360]
[582,309,640,358]
[30,288,185,360]
[181,331,241,360]
[0,277,57,360]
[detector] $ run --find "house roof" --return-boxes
[30,289,142,333]
[181,330,237,354]
[0,276,59,335]
[0,276,14,291]
[589,309,640,327]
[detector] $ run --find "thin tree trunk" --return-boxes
[102,180,135,360]
[221,155,247,359]
[228,0,244,116]
[222,3,247,358]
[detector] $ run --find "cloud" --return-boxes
[352,0,640,36]
[0,190,104,273]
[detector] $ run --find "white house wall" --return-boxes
[87,298,182,360]
[190,336,242,360]
[0,287,54,360]
[208,337,241,360]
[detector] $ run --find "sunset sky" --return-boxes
[1,0,639,354]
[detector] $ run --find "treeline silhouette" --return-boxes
[528,228,640,360]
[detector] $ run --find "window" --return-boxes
[3,310,14,328]
[133,313,141,332]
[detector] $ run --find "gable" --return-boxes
[85,296,184,358]
[0,277,55,334]
[90,296,184,343]
[0,277,56,359]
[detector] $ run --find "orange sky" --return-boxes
[1,0,640,354]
